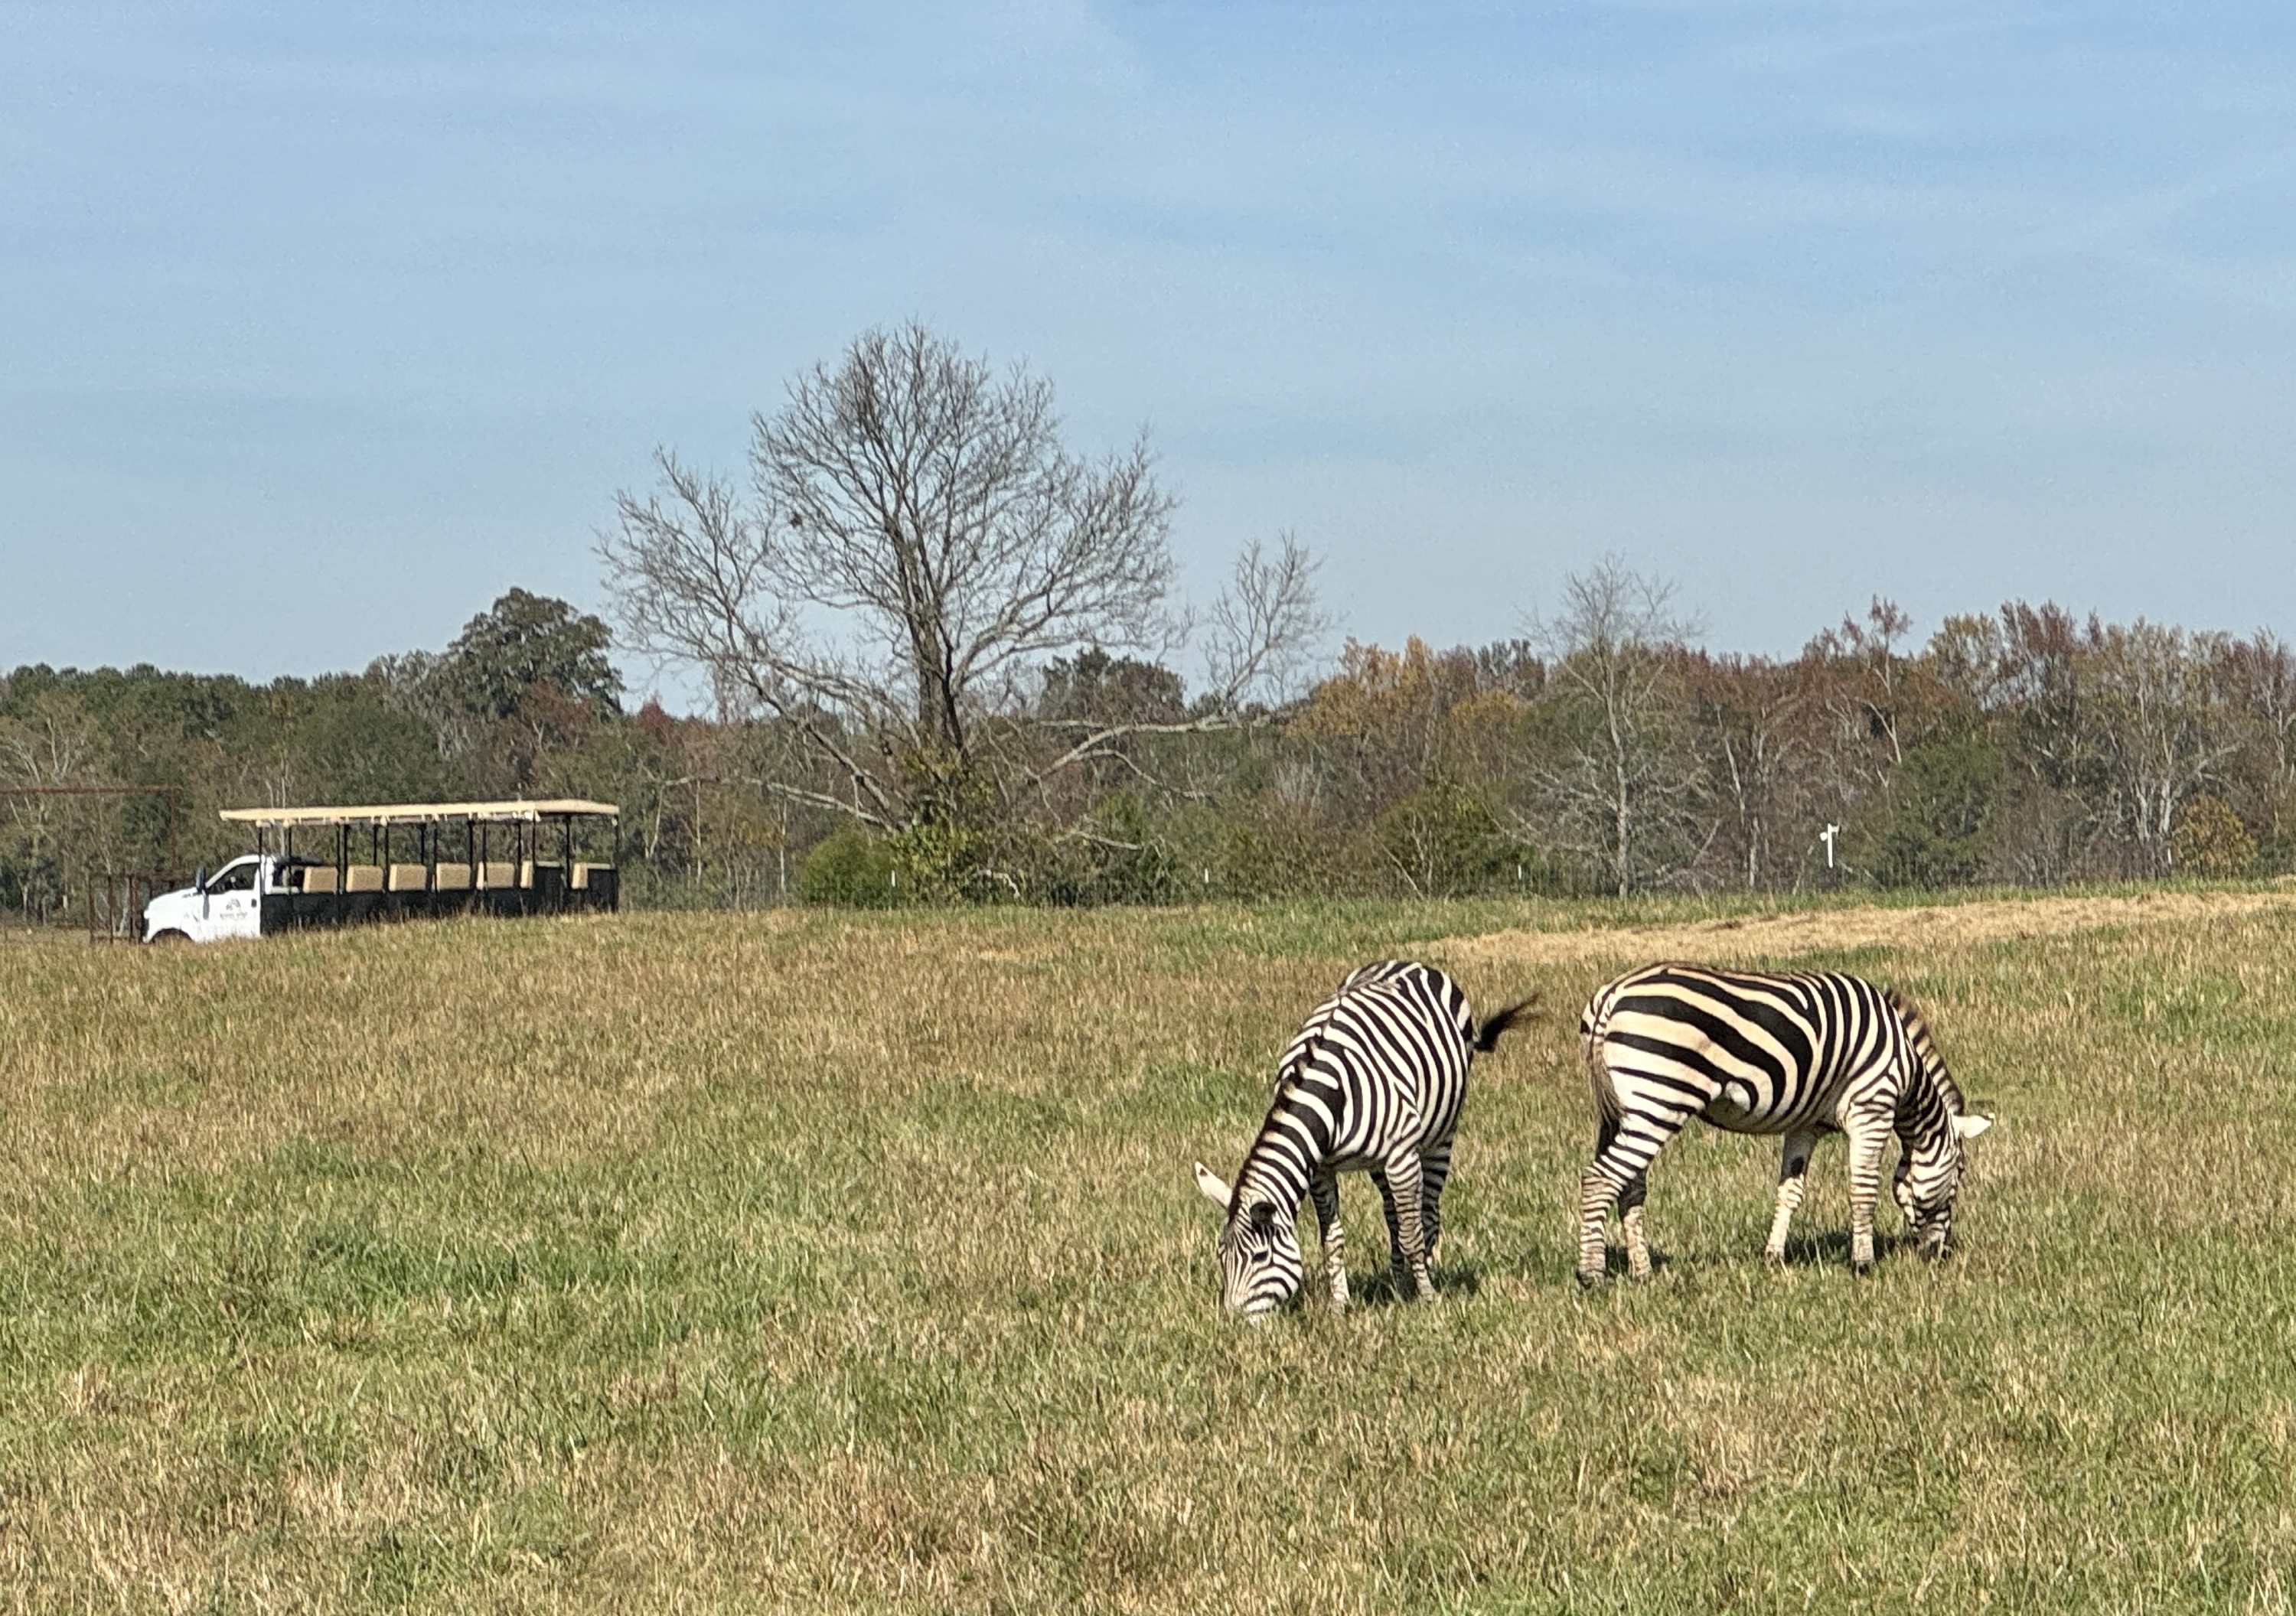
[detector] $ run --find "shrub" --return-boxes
[1036,792,1179,906]
[1207,804,1371,901]
[798,829,905,906]
[2170,794,2255,878]
[1374,781,1510,898]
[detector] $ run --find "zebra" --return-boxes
[1575,962,1993,1285]
[1193,960,1537,1319]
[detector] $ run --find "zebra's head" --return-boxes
[1192,1162,1302,1320]
[1892,1112,1994,1256]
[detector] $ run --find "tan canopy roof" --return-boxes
[220,798,620,829]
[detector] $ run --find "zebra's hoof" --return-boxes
[1850,1259,1874,1277]
[1574,1269,1602,1289]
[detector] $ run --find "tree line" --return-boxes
[7,324,2292,917]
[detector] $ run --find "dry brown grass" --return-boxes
[1437,886,2296,969]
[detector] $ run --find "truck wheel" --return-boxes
[149,930,192,945]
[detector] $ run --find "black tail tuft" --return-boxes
[1473,994,1542,1054]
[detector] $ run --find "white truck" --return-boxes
[141,853,284,943]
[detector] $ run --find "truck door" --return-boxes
[201,857,264,941]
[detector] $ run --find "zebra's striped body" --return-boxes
[1576,962,1990,1284]
[1195,960,1534,1318]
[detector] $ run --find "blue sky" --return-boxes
[4,2,2293,697]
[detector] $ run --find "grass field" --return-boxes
[4,890,2296,1613]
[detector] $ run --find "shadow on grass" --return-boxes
[1345,1262,1486,1307]
[1516,1222,1962,1291]
[1582,1244,1677,1281]
[1570,1225,1947,1286]
[1775,1227,1922,1269]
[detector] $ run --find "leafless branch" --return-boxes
[1205,532,1330,707]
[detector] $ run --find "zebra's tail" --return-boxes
[1473,993,1542,1053]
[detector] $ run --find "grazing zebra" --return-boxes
[1194,960,1537,1319]
[1576,962,1992,1285]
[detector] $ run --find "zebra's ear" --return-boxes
[1194,1162,1234,1212]
[1955,1114,1994,1140]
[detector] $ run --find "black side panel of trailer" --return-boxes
[259,870,618,933]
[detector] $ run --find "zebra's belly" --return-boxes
[1322,1131,1441,1175]
[1701,1086,1834,1135]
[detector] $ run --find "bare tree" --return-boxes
[1971,601,2105,883]
[1941,604,2242,880]
[601,323,1320,837]
[1808,598,1917,769]
[1519,557,1706,895]
[1682,653,1809,891]
[2219,630,2296,814]
[2085,620,2241,875]
[0,690,109,918]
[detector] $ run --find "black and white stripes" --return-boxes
[1575,962,1991,1284]
[1195,960,1535,1318]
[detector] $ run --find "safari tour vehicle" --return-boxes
[142,798,620,943]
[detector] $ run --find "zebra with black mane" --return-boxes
[1576,962,1992,1285]
[1195,960,1537,1319]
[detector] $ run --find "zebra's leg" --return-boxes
[1307,1170,1349,1311]
[1578,1116,1623,1285]
[1844,1114,1893,1273]
[1370,1168,1409,1295]
[1380,1152,1437,1300]
[1580,1116,1671,1286]
[1419,1141,1454,1269]
[1763,1129,1821,1265]
[1618,1169,1652,1281]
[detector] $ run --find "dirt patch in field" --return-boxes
[1437,888,2296,969]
